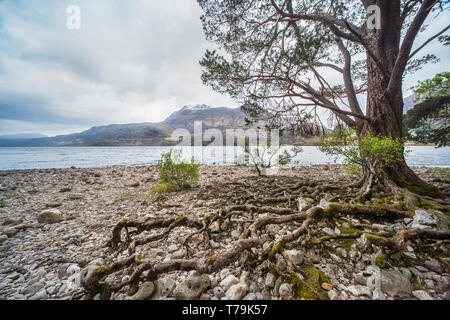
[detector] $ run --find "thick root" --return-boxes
[79,172,448,300]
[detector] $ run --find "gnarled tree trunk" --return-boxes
[354,1,441,201]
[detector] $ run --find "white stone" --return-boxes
[285,250,304,266]
[347,285,372,297]
[412,290,433,300]
[225,283,248,300]
[220,274,240,291]
[372,288,386,300]
[242,293,256,300]
[265,273,276,287]
[413,210,437,226]
[128,281,154,300]
[278,283,293,299]
[327,289,338,300]
[167,245,178,253]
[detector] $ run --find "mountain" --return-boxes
[0,133,48,147]
[163,105,245,131]
[2,98,416,147]
[0,105,250,147]
[403,95,417,114]
[0,133,47,140]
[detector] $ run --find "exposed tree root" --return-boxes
[80,173,449,300]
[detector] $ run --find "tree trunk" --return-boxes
[354,1,441,200]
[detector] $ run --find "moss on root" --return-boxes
[338,225,359,234]
[93,265,112,276]
[339,238,357,251]
[364,233,389,246]
[269,241,285,258]
[206,255,218,264]
[416,196,449,213]
[290,265,328,300]
[375,254,386,267]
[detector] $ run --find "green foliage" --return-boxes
[0,200,6,208]
[404,72,450,147]
[414,72,450,101]
[238,141,302,176]
[198,1,448,132]
[319,128,407,176]
[154,149,199,192]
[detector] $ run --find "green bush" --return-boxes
[154,149,199,192]
[319,128,407,176]
[0,200,6,208]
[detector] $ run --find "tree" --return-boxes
[198,0,450,203]
[238,143,303,175]
[404,72,450,147]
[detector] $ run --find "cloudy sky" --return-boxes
[0,1,448,136]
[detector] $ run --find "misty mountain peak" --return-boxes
[181,104,211,111]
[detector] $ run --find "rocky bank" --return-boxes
[0,165,448,300]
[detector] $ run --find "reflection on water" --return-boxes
[0,146,449,170]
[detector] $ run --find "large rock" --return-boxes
[278,283,293,299]
[80,263,102,287]
[37,209,62,224]
[381,269,413,298]
[285,250,304,266]
[412,290,433,300]
[173,271,210,300]
[153,277,176,299]
[433,275,450,293]
[2,217,23,226]
[22,282,45,296]
[424,259,443,274]
[319,199,330,209]
[410,210,438,230]
[414,210,437,226]
[128,281,154,300]
[347,285,372,298]
[29,288,48,300]
[265,273,276,287]
[220,274,239,291]
[355,266,381,290]
[224,283,248,300]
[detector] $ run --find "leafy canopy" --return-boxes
[198,0,449,131]
[404,72,450,147]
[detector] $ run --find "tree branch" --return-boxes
[409,24,450,60]
[388,0,437,95]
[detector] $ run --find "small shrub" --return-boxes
[0,200,6,208]
[238,142,302,176]
[153,149,199,192]
[319,128,408,176]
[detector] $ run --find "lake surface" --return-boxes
[0,146,449,170]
